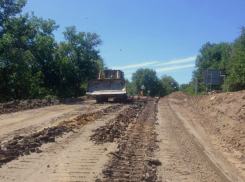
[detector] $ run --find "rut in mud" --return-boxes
[92,99,161,182]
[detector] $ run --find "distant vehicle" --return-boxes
[127,94,134,99]
[86,70,127,103]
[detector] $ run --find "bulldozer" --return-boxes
[86,70,127,103]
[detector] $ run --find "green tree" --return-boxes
[0,13,59,101]
[29,15,59,97]
[57,26,102,96]
[180,81,195,95]
[0,14,36,101]
[0,0,26,36]
[160,75,179,95]
[131,68,165,96]
[226,27,245,91]
[192,42,230,93]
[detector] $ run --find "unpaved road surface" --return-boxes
[0,100,107,142]
[0,95,244,181]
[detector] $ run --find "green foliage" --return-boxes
[129,69,179,97]
[0,1,104,102]
[189,27,245,93]
[0,0,27,36]
[186,27,245,94]
[160,75,179,95]
[226,27,245,91]
[193,42,230,93]
[131,68,165,97]
[57,26,102,96]
[180,82,196,95]
[125,79,134,95]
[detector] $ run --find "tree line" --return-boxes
[0,0,104,102]
[126,68,179,97]
[180,27,245,95]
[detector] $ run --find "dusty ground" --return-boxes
[0,100,109,143]
[0,96,92,115]
[0,92,244,182]
[167,91,245,181]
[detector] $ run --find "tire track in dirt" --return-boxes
[0,101,100,143]
[93,99,161,182]
[156,99,226,182]
[0,104,130,182]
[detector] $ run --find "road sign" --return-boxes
[141,85,145,90]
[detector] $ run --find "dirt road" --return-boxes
[0,100,108,143]
[0,96,243,181]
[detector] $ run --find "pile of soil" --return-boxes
[168,91,245,158]
[0,96,92,115]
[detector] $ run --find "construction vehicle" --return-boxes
[86,70,127,103]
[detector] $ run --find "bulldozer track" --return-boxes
[0,98,236,181]
[94,99,160,182]
[0,104,129,182]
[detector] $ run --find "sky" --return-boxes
[22,0,245,84]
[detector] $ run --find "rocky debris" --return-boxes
[0,96,92,115]
[0,104,123,167]
[94,99,160,182]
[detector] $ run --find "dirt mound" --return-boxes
[169,90,245,155]
[0,96,92,115]
[166,91,192,100]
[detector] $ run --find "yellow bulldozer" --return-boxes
[86,70,127,103]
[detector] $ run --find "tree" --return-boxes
[131,68,165,96]
[0,1,105,102]
[0,12,59,101]
[0,13,36,101]
[192,41,230,93]
[160,75,179,95]
[29,15,59,97]
[57,26,102,96]
[180,82,195,95]
[0,0,26,36]
[226,27,245,91]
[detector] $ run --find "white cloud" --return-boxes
[111,61,158,70]
[155,64,195,72]
[110,56,196,79]
[156,56,196,66]
[124,75,131,78]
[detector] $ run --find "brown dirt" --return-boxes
[0,93,244,181]
[0,96,92,115]
[167,90,245,181]
[0,104,129,182]
[92,99,160,182]
[0,104,122,167]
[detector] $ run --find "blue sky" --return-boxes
[22,0,245,84]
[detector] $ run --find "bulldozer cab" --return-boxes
[99,70,124,80]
